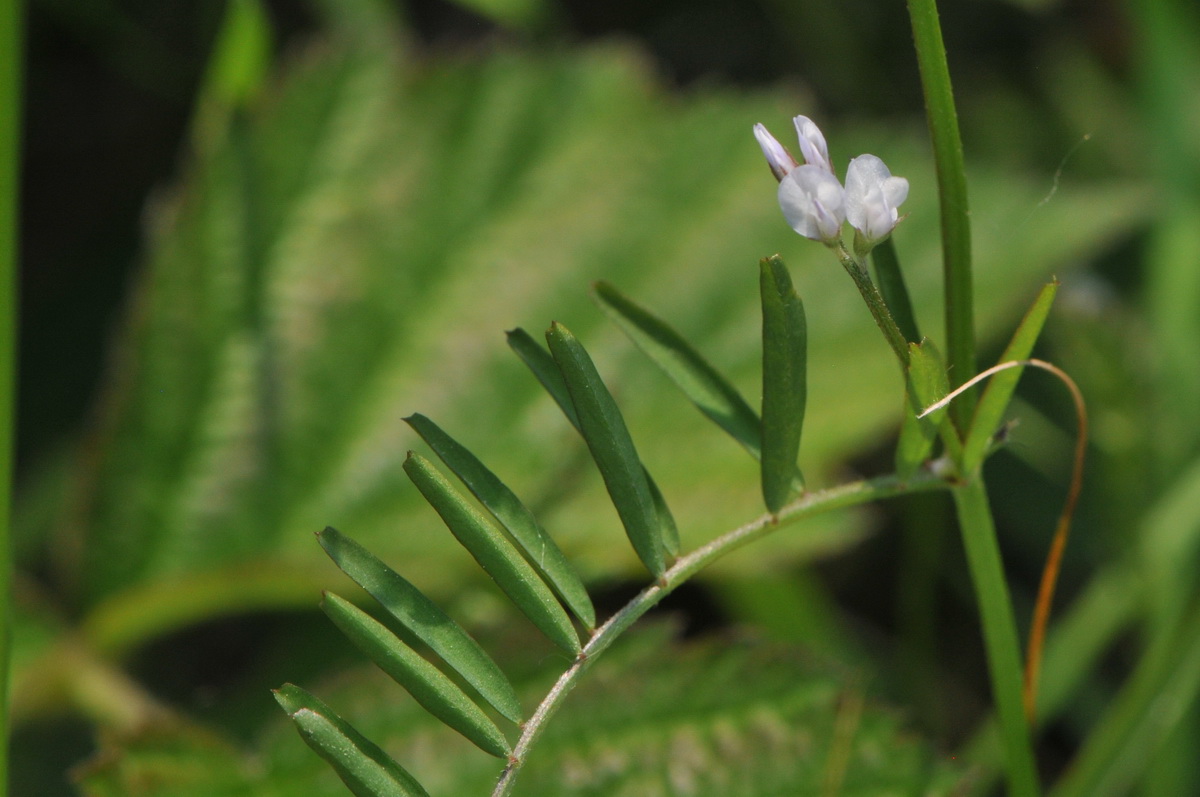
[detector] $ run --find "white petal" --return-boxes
[754,123,798,181]
[793,115,832,173]
[882,175,909,208]
[778,165,846,243]
[845,154,907,244]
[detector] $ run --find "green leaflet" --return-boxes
[962,281,1060,472]
[591,281,763,460]
[273,683,431,797]
[544,322,667,577]
[403,452,582,655]
[759,256,808,513]
[405,413,595,629]
[508,327,680,559]
[895,339,950,481]
[316,526,524,723]
[321,592,512,758]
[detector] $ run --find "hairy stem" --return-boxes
[836,244,911,369]
[492,468,951,796]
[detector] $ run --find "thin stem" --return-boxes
[906,0,976,428]
[0,0,20,792]
[835,244,910,368]
[870,236,921,345]
[492,468,951,796]
[952,480,1040,796]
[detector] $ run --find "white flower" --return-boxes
[845,154,909,249]
[791,115,832,173]
[778,164,846,244]
[753,123,798,181]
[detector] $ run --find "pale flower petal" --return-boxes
[778,165,846,244]
[845,154,909,247]
[753,123,799,181]
[792,115,833,173]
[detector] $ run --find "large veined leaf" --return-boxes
[43,15,1151,639]
[76,626,967,796]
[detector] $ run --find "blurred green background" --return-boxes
[12,0,1200,794]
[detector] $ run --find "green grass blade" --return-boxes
[321,592,512,757]
[510,327,677,559]
[274,683,431,797]
[544,322,667,577]
[591,280,762,459]
[1050,599,1200,797]
[403,453,582,655]
[895,339,950,481]
[316,526,523,723]
[962,281,1059,472]
[404,413,595,630]
[759,256,808,512]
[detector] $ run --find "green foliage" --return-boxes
[38,24,1146,622]
[505,327,681,558]
[758,255,808,510]
[961,281,1059,472]
[404,413,595,629]
[402,452,582,654]
[894,339,949,481]
[317,526,523,724]
[591,280,763,463]
[546,322,668,577]
[275,684,431,797]
[11,2,1182,795]
[320,593,512,758]
[82,626,968,796]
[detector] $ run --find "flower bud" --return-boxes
[753,123,799,182]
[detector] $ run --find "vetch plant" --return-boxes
[276,5,1087,797]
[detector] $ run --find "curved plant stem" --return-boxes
[0,1,20,793]
[906,0,976,428]
[491,468,951,797]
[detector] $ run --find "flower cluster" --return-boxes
[754,116,908,253]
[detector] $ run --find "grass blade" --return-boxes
[591,280,762,459]
[962,281,1059,471]
[405,413,595,630]
[759,256,808,512]
[321,592,512,757]
[895,339,950,481]
[509,327,678,559]
[403,452,582,655]
[274,683,431,797]
[545,322,667,577]
[316,526,523,723]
